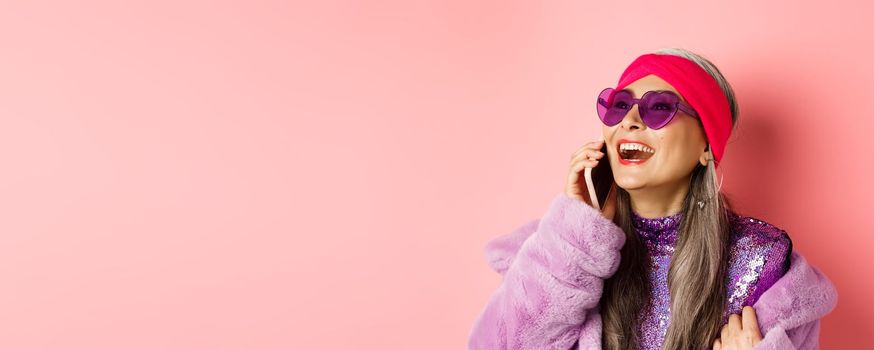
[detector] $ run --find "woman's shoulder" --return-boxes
[729,210,792,236]
[723,211,794,314]
[727,211,793,265]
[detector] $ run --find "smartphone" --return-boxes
[583,142,614,211]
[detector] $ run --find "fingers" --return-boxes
[568,153,602,177]
[566,139,608,203]
[569,156,598,175]
[570,147,605,166]
[570,143,588,160]
[570,140,605,162]
[568,142,602,175]
[728,313,742,334]
[741,306,758,331]
[571,147,604,164]
[742,306,764,341]
[715,308,764,350]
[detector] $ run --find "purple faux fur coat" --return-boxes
[468,192,838,350]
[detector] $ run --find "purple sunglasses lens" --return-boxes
[639,90,680,129]
[595,88,616,126]
[596,88,680,129]
[596,88,624,126]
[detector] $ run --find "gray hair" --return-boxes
[601,48,740,350]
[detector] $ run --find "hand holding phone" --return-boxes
[565,139,617,220]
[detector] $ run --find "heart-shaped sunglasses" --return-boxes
[596,87,699,129]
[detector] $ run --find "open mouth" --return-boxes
[617,140,655,163]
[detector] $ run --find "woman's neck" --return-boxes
[627,178,690,219]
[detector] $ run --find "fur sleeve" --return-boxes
[468,192,626,350]
[752,251,838,349]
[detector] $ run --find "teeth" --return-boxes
[619,142,655,153]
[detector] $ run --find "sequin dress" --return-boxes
[631,210,792,350]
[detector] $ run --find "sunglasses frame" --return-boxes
[597,87,700,129]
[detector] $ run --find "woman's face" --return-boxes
[602,74,710,192]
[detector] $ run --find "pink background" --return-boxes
[0,1,869,349]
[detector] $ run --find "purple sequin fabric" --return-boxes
[631,209,792,350]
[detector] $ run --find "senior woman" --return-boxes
[467,48,837,350]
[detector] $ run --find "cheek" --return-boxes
[601,125,612,139]
[658,124,706,158]
[655,136,702,168]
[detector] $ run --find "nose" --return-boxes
[619,104,646,130]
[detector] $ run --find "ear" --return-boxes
[699,144,710,166]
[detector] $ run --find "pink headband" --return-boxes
[614,53,732,168]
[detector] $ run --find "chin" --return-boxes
[613,176,647,191]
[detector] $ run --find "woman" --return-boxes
[467,48,838,350]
